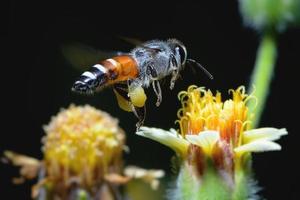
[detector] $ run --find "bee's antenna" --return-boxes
[186,59,213,80]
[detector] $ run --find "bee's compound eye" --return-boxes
[176,45,187,65]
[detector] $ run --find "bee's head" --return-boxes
[168,39,213,80]
[168,39,187,66]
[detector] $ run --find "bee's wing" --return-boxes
[62,36,145,71]
[119,36,163,56]
[117,36,144,46]
[61,43,126,71]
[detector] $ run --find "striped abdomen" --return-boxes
[72,55,139,94]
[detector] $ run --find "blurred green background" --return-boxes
[2,1,300,199]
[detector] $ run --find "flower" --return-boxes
[4,104,164,199]
[42,105,126,192]
[5,105,126,199]
[124,166,165,190]
[3,151,40,184]
[137,85,287,199]
[137,85,286,159]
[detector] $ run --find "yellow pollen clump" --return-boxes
[177,86,253,146]
[42,104,125,187]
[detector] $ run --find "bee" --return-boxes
[71,39,213,128]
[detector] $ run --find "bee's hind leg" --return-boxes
[152,80,162,107]
[131,105,146,130]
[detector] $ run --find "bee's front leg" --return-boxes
[170,70,180,90]
[146,64,162,106]
[169,54,179,90]
[152,80,162,107]
[146,64,158,78]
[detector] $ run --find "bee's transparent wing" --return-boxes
[62,36,145,71]
[117,36,144,46]
[61,43,126,71]
[119,36,162,56]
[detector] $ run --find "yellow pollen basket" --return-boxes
[129,86,147,108]
[114,85,147,112]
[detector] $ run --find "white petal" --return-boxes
[186,131,220,154]
[136,126,189,155]
[243,128,287,143]
[170,128,181,136]
[234,140,282,154]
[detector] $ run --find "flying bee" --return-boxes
[71,39,213,128]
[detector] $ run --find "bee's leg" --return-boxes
[170,70,179,90]
[152,80,162,107]
[113,83,132,112]
[131,104,146,130]
[114,82,146,129]
[114,83,129,98]
[146,63,162,106]
[127,81,147,129]
[146,63,158,78]
[169,54,179,90]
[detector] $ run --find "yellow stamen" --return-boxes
[177,86,251,147]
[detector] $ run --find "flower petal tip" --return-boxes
[136,126,189,155]
[278,128,288,136]
[243,127,288,143]
[235,140,282,154]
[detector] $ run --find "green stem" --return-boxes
[173,155,258,200]
[77,189,89,200]
[175,161,232,200]
[248,32,277,128]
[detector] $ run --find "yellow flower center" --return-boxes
[177,86,253,147]
[43,105,125,187]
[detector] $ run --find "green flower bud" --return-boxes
[239,0,300,32]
